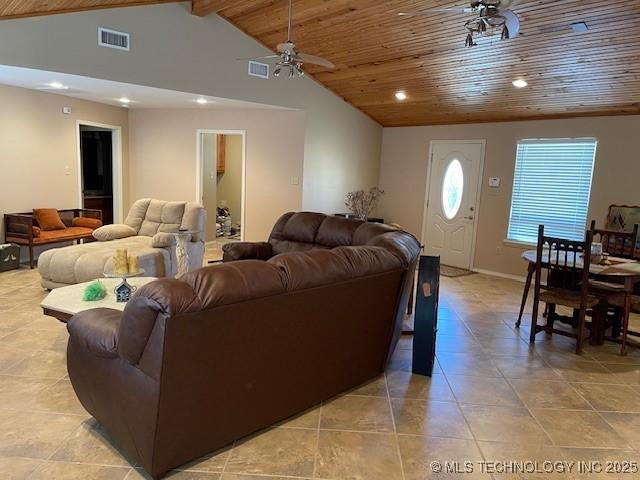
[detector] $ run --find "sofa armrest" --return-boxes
[222,242,273,262]
[78,208,103,221]
[4,213,35,240]
[67,308,121,359]
[151,232,176,248]
[93,224,137,241]
[118,279,201,365]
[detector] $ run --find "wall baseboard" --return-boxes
[472,267,526,283]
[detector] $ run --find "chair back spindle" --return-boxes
[589,220,639,259]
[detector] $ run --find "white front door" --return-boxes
[423,141,484,269]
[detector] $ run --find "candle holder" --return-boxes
[104,269,145,302]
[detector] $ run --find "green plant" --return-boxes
[83,280,107,301]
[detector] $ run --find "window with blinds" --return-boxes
[507,138,598,244]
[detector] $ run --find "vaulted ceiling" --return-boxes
[1,0,639,126]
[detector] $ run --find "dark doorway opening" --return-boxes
[80,125,113,224]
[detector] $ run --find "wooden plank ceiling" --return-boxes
[0,1,178,20]
[215,0,640,126]
[1,0,639,126]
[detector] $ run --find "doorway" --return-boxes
[76,121,123,224]
[422,140,485,270]
[196,130,246,243]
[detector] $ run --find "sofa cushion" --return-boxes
[33,208,66,231]
[316,216,363,247]
[353,222,398,246]
[34,226,93,244]
[139,200,186,237]
[124,198,152,232]
[279,212,326,244]
[72,217,103,230]
[93,224,137,242]
[181,261,286,310]
[269,247,402,291]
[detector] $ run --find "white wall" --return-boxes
[378,115,640,277]
[128,108,305,241]
[0,83,128,241]
[0,2,382,215]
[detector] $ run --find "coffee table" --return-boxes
[41,277,156,323]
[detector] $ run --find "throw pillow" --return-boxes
[72,217,103,230]
[33,208,66,231]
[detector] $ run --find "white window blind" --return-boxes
[507,138,597,243]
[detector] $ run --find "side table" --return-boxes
[173,230,194,277]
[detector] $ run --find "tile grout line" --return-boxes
[219,440,235,476]
[383,371,406,480]
[438,364,494,477]
[311,402,322,479]
[447,309,559,452]
[563,378,635,451]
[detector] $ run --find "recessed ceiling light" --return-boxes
[395,91,408,101]
[196,98,208,105]
[48,81,68,90]
[119,97,131,104]
[512,79,528,88]
[570,22,589,33]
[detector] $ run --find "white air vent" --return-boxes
[98,27,130,51]
[248,61,269,79]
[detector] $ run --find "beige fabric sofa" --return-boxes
[38,199,206,289]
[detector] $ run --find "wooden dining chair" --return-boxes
[589,221,640,351]
[590,220,639,259]
[530,226,601,354]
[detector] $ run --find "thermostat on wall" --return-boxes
[489,177,501,188]
[62,107,72,115]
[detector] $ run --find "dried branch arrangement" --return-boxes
[344,187,384,220]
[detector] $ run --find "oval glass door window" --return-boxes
[442,159,464,220]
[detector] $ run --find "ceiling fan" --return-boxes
[399,0,522,47]
[245,0,334,78]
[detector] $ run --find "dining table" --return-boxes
[517,249,640,355]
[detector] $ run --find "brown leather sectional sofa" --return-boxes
[66,212,420,479]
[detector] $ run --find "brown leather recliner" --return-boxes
[66,212,420,479]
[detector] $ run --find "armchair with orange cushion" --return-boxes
[3,208,103,268]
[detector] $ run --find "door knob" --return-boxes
[464,215,474,220]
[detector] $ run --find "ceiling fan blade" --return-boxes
[398,7,475,17]
[499,0,522,9]
[296,53,335,69]
[277,41,296,53]
[501,9,521,38]
[236,55,281,61]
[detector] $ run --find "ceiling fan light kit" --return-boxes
[243,0,519,85]
[400,0,521,47]
[243,0,334,79]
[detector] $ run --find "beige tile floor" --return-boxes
[1,255,640,479]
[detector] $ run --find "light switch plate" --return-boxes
[489,177,500,188]
[290,176,299,185]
